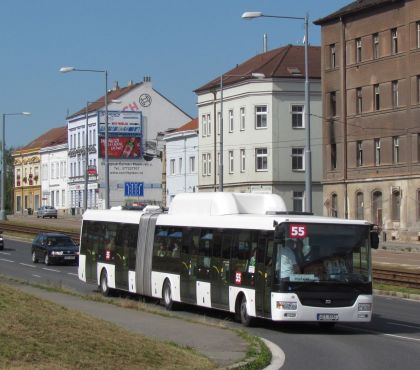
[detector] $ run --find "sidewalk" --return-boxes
[8,281,249,369]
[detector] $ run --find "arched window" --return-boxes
[392,189,401,221]
[372,191,383,225]
[331,193,338,217]
[356,192,364,220]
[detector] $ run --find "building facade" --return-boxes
[195,45,323,215]
[66,77,192,212]
[163,118,198,206]
[315,0,420,241]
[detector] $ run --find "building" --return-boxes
[163,118,198,206]
[66,77,192,211]
[13,127,66,214]
[195,45,323,214]
[315,0,420,241]
[39,127,68,214]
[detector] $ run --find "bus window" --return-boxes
[232,230,251,272]
[154,227,169,257]
[199,229,213,268]
[221,232,232,260]
[212,230,222,258]
[181,227,200,256]
[168,228,182,258]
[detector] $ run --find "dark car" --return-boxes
[36,206,58,219]
[31,232,79,265]
[0,231,3,250]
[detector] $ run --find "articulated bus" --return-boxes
[78,192,379,326]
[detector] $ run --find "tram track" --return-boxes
[0,222,80,242]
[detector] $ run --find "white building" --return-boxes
[163,118,198,206]
[66,77,192,212]
[40,132,68,213]
[195,45,323,215]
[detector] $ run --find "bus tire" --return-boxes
[239,295,253,326]
[100,269,110,297]
[162,280,174,310]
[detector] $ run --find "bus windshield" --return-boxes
[274,223,371,284]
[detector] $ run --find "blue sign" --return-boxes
[124,182,144,197]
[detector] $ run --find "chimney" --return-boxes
[128,80,134,86]
[143,76,152,83]
[263,33,268,52]
[112,81,119,91]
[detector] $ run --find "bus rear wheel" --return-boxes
[100,270,110,297]
[162,280,174,310]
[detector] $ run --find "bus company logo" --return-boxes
[105,250,111,261]
[235,272,242,285]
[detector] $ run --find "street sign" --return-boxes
[124,182,144,197]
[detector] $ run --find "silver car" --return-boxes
[36,206,58,219]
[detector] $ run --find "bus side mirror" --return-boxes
[370,231,379,249]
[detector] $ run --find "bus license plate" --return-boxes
[64,256,75,260]
[317,313,338,321]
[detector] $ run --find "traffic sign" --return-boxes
[124,182,144,197]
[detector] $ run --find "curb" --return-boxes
[261,338,285,370]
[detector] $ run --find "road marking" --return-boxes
[388,322,420,330]
[343,325,420,343]
[67,273,78,276]
[0,251,11,255]
[0,258,14,263]
[32,274,41,278]
[42,268,61,273]
[20,263,36,268]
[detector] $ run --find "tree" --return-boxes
[4,147,15,213]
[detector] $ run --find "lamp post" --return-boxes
[242,11,312,213]
[60,66,110,209]
[1,112,31,220]
[219,72,265,192]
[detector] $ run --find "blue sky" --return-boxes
[1,0,350,147]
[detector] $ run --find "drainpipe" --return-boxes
[340,16,348,219]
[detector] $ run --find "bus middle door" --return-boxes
[195,229,212,307]
[255,233,274,318]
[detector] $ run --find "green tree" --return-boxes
[4,147,16,214]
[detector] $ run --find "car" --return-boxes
[0,231,3,250]
[31,232,79,266]
[36,206,58,219]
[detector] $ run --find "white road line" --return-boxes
[0,251,11,255]
[0,258,14,263]
[67,273,78,276]
[20,263,36,268]
[388,322,420,330]
[32,274,41,278]
[42,267,61,273]
[343,325,420,343]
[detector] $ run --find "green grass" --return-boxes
[0,282,215,370]
[373,282,420,297]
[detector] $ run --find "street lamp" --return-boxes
[60,66,110,209]
[219,72,265,192]
[242,11,312,213]
[1,112,31,220]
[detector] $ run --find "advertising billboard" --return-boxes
[99,137,142,158]
[98,110,142,135]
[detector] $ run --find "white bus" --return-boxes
[78,192,379,326]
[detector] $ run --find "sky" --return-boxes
[0,0,350,147]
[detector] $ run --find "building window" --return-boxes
[202,154,207,176]
[331,143,337,170]
[374,84,380,110]
[189,156,195,173]
[356,88,363,114]
[357,141,363,167]
[392,190,401,221]
[291,105,304,128]
[170,159,175,175]
[417,76,420,104]
[374,138,381,166]
[356,192,364,220]
[330,92,337,117]
[201,114,207,137]
[373,33,379,59]
[255,105,267,129]
[228,151,234,173]
[178,157,182,174]
[293,191,304,212]
[240,149,246,172]
[255,148,268,171]
[240,107,245,131]
[356,38,362,63]
[292,148,305,171]
[417,22,420,49]
[330,44,336,68]
[393,136,400,164]
[391,28,398,55]
[392,80,399,108]
[207,153,212,176]
[331,194,338,217]
[217,112,221,135]
[228,109,234,132]
[207,114,211,136]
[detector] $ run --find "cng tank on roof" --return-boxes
[168,192,287,216]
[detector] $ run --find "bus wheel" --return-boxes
[239,295,253,327]
[162,280,174,310]
[100,270,110,296]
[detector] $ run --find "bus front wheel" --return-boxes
[237,295,253,327]
[162,280,174,310]
[100,270,110,296]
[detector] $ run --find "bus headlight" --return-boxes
[276,301,297,310]
[358,303,372,311]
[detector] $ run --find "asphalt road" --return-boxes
[2,237,420,370]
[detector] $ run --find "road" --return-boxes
[1,237,420,369]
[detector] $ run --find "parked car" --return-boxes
[36,206,58,219]
[0,231,3,250]
[31,232,79,265]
